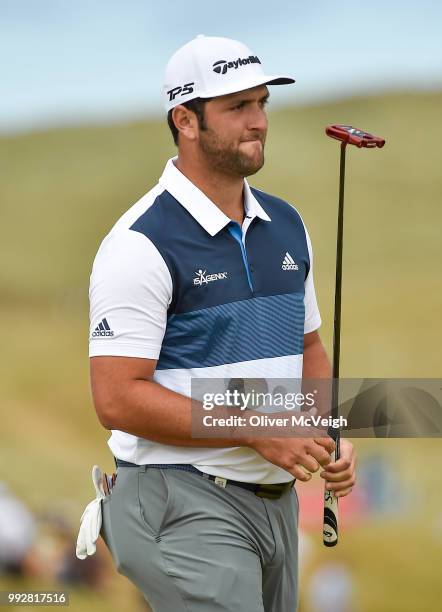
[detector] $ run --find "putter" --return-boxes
[323,125,385,547]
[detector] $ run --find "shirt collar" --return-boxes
[243,180,272,223]
[158,157,271,237]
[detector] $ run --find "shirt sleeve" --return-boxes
[89,228,173,359]
[302,224,322,334]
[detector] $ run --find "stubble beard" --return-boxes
[198,127,266,178]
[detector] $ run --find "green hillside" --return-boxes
[1,91,441,372]
[1,91,442,612]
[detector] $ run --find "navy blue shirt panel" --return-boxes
[130,188,310,314]
[130,188,310,370]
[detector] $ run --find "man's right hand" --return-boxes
[247,437,336,481]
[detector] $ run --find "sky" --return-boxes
[1,0,442,133]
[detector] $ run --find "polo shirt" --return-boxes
[89,157,321,483]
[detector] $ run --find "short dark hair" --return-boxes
[167,97,213,146]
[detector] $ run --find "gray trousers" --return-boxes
[101,465,299,612]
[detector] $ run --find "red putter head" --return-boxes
[326,124,385,148]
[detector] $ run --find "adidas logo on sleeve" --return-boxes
[92,318,114,337]
[282,252,299,271]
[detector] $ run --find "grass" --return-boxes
[1,90,441,611]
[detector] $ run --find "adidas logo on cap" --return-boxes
[92,318,114,337]
[282,252,299,271]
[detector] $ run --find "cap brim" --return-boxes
[199,74,295,100]
[265,76,296,85]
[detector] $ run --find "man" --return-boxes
[87,35,356,611]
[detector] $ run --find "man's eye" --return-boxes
[232,103,245,110]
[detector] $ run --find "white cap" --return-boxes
[163,35,295,112]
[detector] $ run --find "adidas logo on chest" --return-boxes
[282,252,299,271]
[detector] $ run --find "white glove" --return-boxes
[76,465,105,560]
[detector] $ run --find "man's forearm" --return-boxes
[97,377,254,449]
[93,334,333,450]
[303,334,332,379]
[303,333,332,417]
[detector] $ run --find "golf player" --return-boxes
[86,35,356,611]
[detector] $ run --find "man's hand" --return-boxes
[319,438,356,498]
[248,437,336,482]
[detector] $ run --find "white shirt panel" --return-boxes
[301,221,322,334]
[108,353,303,483]
[152,354,303,483]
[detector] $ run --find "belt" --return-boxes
[115,458,295,500]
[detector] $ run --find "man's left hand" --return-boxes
[319,439,356,498]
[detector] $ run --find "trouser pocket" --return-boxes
[138,468,175,536]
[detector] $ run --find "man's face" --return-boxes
[197,85,269,177]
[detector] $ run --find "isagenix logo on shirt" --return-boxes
[193,269,228,286]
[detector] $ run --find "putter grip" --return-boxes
[323,449,339,546]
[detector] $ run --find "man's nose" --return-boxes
[247,104,268,132]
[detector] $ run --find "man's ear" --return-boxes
[172,105,198,142]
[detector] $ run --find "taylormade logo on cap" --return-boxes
[212,56,261,75]
[162,35,295,112]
